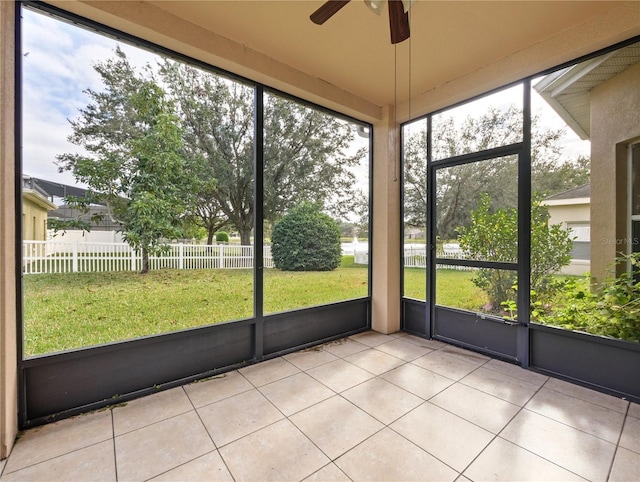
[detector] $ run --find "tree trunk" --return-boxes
[239,228,251,246]
[140,247,150,274]
[207,226,215,245]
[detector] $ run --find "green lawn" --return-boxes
[23,259,484,357]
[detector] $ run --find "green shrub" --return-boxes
[271,203,341,271]
[215,231,229,243]
[536,252,640,342]
[458,193,573,311]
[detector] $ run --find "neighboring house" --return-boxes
[535,43,640,283]
[21,176,56,241]
[542,184,590,275]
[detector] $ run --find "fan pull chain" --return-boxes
[393,43,398,182]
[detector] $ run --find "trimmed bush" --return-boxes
[215,231,229,243]
[271,203,341,271]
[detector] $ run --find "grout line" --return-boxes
[605,402,631,481]
[110,409,119,482]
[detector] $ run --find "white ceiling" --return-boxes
[148,1,628,105]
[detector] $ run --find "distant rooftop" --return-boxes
[545,184,590,201]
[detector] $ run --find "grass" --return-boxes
[403,267,488,310]
[23,257,485,357]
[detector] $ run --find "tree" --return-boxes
[404,106,590,238]
[160,61,364,245]
[458,193,573,310]
[271,203,342,271]
[57,48,195,273]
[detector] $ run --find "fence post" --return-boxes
[131,247,136,272]
[72,241,78,273]
[219,244,224,268]
[179,243,184,270]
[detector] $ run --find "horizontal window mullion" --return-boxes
[435,258,518,271]
[431,142,523,169]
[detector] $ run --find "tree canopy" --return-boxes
[56,48,195,273]
[160,60,364,245]
[58,48,366,255]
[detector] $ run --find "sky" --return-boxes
[21,6,589,194]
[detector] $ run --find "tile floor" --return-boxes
[1,331,639,481]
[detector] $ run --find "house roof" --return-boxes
[49,1,640,123]
[544,184,590,202]
[534,42,640,140]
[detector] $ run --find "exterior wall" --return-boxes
[591,61,640,284]
[546,202,590,227]
[21,195,50,241]
[546,201,591,275]
[0,0,17,460]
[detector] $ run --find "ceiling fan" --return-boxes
[310,0,412,44]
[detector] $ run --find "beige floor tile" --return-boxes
[112,387,193,436]
[3,410,113,473]
[219,419,329,481]
[115,411,214,482]
[628,402,640,419]
[349,331,396,347]
[184,371,253,408]
[197,388,283,447]
[402,334,448,350]
[342,378,423,425]
[149,450,233,481]
[412,351,480,381]
[0,459,5,475]
[482,358,549,386]
[259,372,334,416]
[456,476,473,482]
[464,437,584,481]
[440,345,491,365]
[344,348,405,375]
[526,387,626,443]
[335,427,458,481]
[306,359,374,392]
[543,378,629,413]
[620,414,640,453]
[303,463,351,481]
[381,363,454,400]
[321,338,368,358]
[239,357,300,387]
[609,447,640,482]
[284,347,338,370]
[460,367,540,405]
[374,338,433,361]
[391,402,493,472]
[0,440,115,482]
[430,383,521,433]
[501,409,616,481]
[290,395,384,460]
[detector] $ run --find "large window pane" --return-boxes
[403,119,427,301]
[435,155,519,262]
[21,8,254,356]
[262,93,370,314]
[531,40,640,343]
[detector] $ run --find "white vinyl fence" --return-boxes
[23,241,274,274]
[403,243,473,271]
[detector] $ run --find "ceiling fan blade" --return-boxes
[310,0,351,25]
[388,0,410,44]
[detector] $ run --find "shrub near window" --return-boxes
[271,203,341,271]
